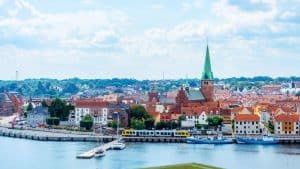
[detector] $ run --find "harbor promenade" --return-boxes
[2,126,300,144]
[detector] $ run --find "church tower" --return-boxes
[200,45,214,102]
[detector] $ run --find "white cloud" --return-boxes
[182,0,203,11]
[0,0,299,80]
[0,0,128,48]
[150,4,164,10]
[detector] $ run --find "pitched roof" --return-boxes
[186,89,205,101]
[201,45,214,80]
[274,114,300,122]
[235,114,260,121]
[75,99,109,108]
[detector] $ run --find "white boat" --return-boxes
[94,149,105,158]
[111,112,126,150]
[111,142,126,150]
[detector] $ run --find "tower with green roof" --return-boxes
[202,45,214,80]
[200,45,214,102]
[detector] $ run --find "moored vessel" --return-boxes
[186,135,234,144]
[236,136,279,144]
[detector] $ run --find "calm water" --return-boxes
[1,136,300,169]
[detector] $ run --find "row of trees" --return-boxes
[2,76,300,98]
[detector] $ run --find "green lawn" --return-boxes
[142,163,223,169]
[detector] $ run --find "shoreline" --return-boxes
[1,126,300,144]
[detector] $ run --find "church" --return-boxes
[147,45,231,124]
[172,45,220,117]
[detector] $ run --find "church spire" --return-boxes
[201,44,214,80]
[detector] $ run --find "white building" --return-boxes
[75,99,109,126]
[185,111,208,126]
[235,114,260,135]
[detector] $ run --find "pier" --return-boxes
[76,140,118,159]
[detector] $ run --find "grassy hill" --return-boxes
[142,163,222,169]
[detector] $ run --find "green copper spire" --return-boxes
[201,45,214,80]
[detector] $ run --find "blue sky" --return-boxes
[0,0,299,80]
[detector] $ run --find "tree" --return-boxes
[27,102,33,112]
[231,120,235,132]
[130,105,150,120]
[155,121,178,130]
[109,120,120,129]
[267,120,274,134]
[144,117,155,130]
[41,100,48,107]
[63,83,79,94]
[178,115,186,127]
[130,118,145,130]
[206,116,223,129]
[48,98,74,121]
[155,121,166,130]
[80,114,94,130]
[46,117,60,125]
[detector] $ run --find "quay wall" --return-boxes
[2,128,300,144]
[0,128,186,143]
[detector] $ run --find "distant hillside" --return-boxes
[0,76,299,98]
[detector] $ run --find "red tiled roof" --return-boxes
[274,114,300,122]
[75,99,109,108]
[235,114,259,122]
[148,111,160,116]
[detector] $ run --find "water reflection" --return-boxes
[1,136,300,169]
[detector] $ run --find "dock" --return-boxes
[76,139,118,159]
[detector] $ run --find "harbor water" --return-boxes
[1,136,300,169]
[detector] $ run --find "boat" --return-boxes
[111,141,126,150]
[111,112,126,150]
[236,136,279,144]
[186,135,234,144]
[94,123,105,158]
[94,149,105,158]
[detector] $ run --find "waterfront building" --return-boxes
[27,106,50,127]
[235,114,260,135]
[75,99,109,126]
[108,103,130,127]
[274,113,300,135]
[0,93,15,116]
[184,111,208,126]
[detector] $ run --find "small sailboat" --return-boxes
[95,123,105,158]
[111,112,126,150]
